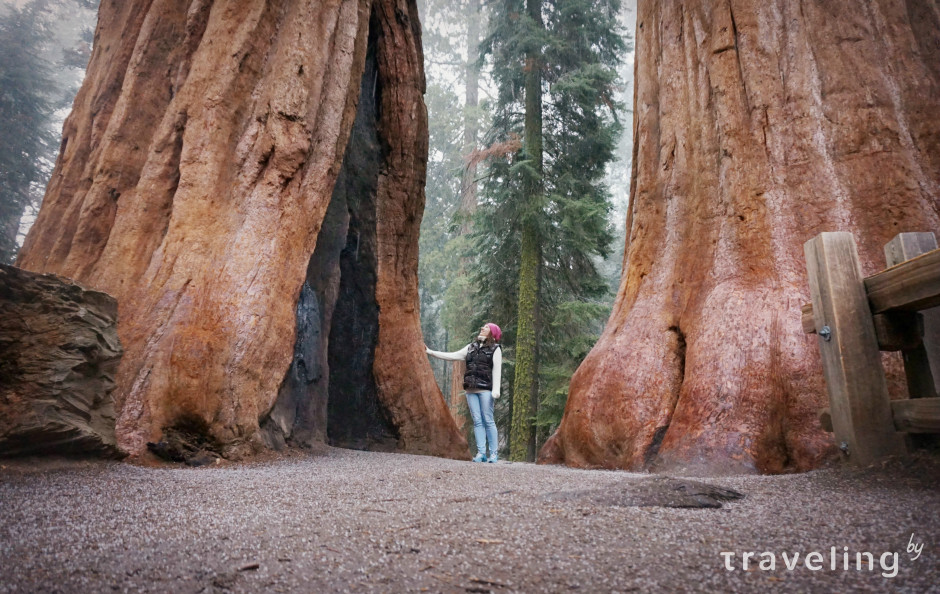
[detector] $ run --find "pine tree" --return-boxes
[0,0,99,263]
[0,1,56,263]
[477,0,625,460]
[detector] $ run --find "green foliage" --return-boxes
[0,0,56,263]
[473,0,627,450]
[0,0,100,263]
[418,81,462,391]
[417,0,492,371]
[536,299,609,432]
[417,0,630,457]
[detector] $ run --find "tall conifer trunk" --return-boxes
[540,0,940,473]
[458,0,481,232]
[509,0,544,462]
[17,0,467,459]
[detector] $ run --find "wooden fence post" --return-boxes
[804,232,906,465]
[884,232,940,399]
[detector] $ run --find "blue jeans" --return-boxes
[466,391,498,457]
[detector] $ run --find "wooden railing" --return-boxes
[803,232,940,466]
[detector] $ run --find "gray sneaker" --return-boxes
[488,454,498,463]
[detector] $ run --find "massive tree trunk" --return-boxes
[540,0,940,473]
[17,0,467,459]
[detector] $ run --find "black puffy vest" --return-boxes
[463,341,499,391]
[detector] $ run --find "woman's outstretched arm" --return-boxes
[425,344,470,361]
[492,347,502,398]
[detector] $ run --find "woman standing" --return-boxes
[426,323,502,463]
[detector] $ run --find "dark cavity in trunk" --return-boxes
[260,17,398,452]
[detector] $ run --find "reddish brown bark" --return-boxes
[540,0,940,473]
[371,0,468,456]
[18,0,466,459]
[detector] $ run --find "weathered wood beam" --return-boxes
[804,232,906,465]
[805,306,925,352]
[803,296,940,329]
[870,312,924,352]
[802,303,815,334]
[891,398,940,433]
[884,232,939,268]
[820,399,940,433]
[865,248,940,313]
[802,249,940,322]
[884,233,939,400]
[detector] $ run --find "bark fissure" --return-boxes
[726,2,751,115]
[643,424,670,467]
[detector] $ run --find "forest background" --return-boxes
[417,0,636,459]
[0,0,637,460]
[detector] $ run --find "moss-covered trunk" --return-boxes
[509,0,545,462]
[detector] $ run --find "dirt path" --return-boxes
[1,448,937,593]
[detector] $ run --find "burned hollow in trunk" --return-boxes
[261,14,398,452]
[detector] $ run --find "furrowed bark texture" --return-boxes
[370,0,468,458]
[540,0,940,474]
[18,0,465,459]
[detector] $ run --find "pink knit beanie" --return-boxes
[486,323,502,342]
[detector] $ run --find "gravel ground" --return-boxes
[0,448,937,593]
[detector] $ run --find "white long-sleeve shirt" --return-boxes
[426,343,502,398]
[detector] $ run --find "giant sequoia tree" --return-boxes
[17,0,467,459]
[540,0,940,473]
